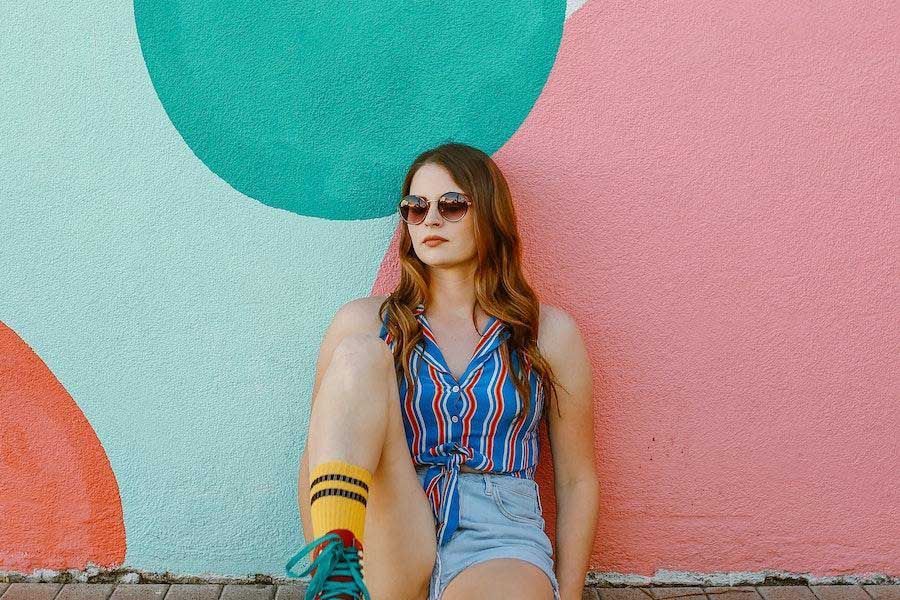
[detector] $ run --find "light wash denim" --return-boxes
[415,464,560,600]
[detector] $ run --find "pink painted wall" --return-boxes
[376,0,899,577]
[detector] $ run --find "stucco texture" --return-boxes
[1,0,897,582]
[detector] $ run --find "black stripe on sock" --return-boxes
[310,487,368,506]
[310,473,370,493]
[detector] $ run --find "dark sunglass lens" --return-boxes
[439,195,467,221]
[399,196,427,223]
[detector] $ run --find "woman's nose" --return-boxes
[423,201,443,225]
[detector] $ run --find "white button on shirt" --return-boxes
[451,415,459,422]
[452,385,460,392]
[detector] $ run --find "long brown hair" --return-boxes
[378,141,564,425]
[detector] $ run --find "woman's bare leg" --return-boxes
[305,333,392,472]
[299,334,437,600]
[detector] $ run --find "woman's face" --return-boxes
[406,162,477,268]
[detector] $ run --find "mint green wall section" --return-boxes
[134,1,565,219]
[0,0,383,579]
[0,0,564,578]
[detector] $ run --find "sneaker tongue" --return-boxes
[311,528,363,561]
[331,529,363,552]
[322,529,364,599]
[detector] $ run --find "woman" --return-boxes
[286,142,600,600]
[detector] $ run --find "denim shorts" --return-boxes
[415,464,560,600]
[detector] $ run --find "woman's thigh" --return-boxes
[442,557,555,600]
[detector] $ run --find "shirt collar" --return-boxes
[411,302,509,383]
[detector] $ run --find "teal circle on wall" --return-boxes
[134,1,565,220]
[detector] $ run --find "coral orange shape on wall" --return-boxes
[0,322,125,573]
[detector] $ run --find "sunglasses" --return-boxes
[398,191,472,224]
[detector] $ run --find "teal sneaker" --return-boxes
[285,529,370,600]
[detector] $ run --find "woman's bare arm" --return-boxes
[541,305,600,600]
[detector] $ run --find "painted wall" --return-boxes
[1,0,897,582]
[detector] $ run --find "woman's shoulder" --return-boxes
[332,294,390,338]
[536,303,582,360]
[537,302,573,331]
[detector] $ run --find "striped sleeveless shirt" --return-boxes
[378,302,546,546]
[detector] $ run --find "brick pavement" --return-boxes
[1,582,899,600]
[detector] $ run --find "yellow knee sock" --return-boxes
[309,459,372,545]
